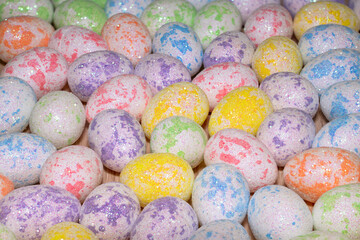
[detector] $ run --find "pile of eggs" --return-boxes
[1,0,360,239]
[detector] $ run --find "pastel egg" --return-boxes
[134,53,191,94]
[0,133,56,188]
[0,76,37,134]
[312,183,360,239]
[290,230,351,240]
[208,86,273,136]
[0,15,54,63]
[203,31,255,68]
[244,4,293,47]
[105,0,154,18]
[1,47,68,99]
[48,25,109,65]
[85,74,152,122]
[102,13,151,65]
[41,222,98,240]
[80,182,140,240]
[248,185,313,240]
[284,147,360,203]
[192,163,250,225]
[229,0,281,22]
[252,36,303,82]
[0,175,14,200]
[283,0,346,17]
[192,62,258,111]
[259,72,320,117]
[204,128,278,192]
[130,196,198,239]
[141,82,209,139]
[29,91,86,149]
[119,153,194,207]
[88,109,146,173]
[0,185,81,240]
[194,0,242,49]
[152,22,203,76]
[293,1,360,40]
[67,50,134,102]
[0,224,16,240]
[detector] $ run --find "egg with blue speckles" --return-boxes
[248,185,313,240]
[105,0,154,18]
[187,0,216,10]
[290,230,351,240]
[192,163,250,225]
[0,224,16,240]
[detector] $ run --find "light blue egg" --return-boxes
[187,0,216,10]
[105,0,154,18]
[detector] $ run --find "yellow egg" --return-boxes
[208,86,273,136]
[119,153,194,207]
[141,82,209,139]
[252,36,303,82]
[41,222,98,240]
[294,2,360,40]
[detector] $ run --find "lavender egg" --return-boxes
[283,0,346,17]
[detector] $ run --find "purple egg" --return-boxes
[283,0,346,17]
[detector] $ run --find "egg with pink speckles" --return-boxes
[204,128,278,192]
[229,0,280,22]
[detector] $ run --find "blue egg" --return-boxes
[187,0,216,10]
[105,0,154,18]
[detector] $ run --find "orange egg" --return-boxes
[0,174,14,199]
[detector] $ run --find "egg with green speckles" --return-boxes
[41,222,98,240]
[312,183,360,239]
[0,0,54,22]
[0,224,16,240]
[290,230,351,240]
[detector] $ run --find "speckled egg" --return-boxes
[120,153,194,207]
[102,13,151,66]
[290,230,351,240]
[284,147,360,203]
[252,36,303,82]
[67,50,134,102]
[41,222,98,240]
[194,0,242,49]
[248,185,313,240]
[150,116,208,168]
[88,109,146,173]
[140,0,196,38]
[0,185,81,240]
[312,183,360,239]
[152,22,203,76]
[1,47,68,99]
[203,31,255,68]
[105,0,154,18]
[85,74,152,122]
[208,86,273,136]
[193,62,258,111]
[283,0,346,17]
[0,76,36,134]
[80,182,140,240]
[130,196,198,239]
[244,4,293,47]
[134,53,191,94]
[0,175,14,200]
[0,133,56,188]
[312,113,360,156]
[29,91,86,149]
[259,72,320,117]
[0,15,54,63]
[320,80,360,121]
[0,224,16,240]
[293,1,360,40]
[0,0,54,22]
[48,25,109,65]
[204,128,278,192]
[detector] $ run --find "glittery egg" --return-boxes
[134,53,191,94]
[0,15,54,63]
[41,222,98,240]
[203,31,255,68]
[312,183,360,239]
[29,91,86,149]
[102,13,152,66]
[248,185,313,240]
[204,128,278,192]
[130,196,198,239]
[152,22,203,76]
[252,36,303,82]
[1,47,68,99]
[0,175,14,200]
[141,82,209,139]
[293,1,360,40]
[259,72,320,117]
[228,0,281,22]
[80,182,140,240]
[140,0,197,38]
[48,25,109,65]
[119,153,194,207]
[150,116,208,168]
[67,50,134,102]
[192,163,250,225]
[105,0,154,18]
[208,86,273,136]
[85,74,152,122]
[193,0,242,49]
[290,230,351,240]
[0,133,56,188]
[0,185,81,240]
[0,224,16,240]
[192,62,258,111]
